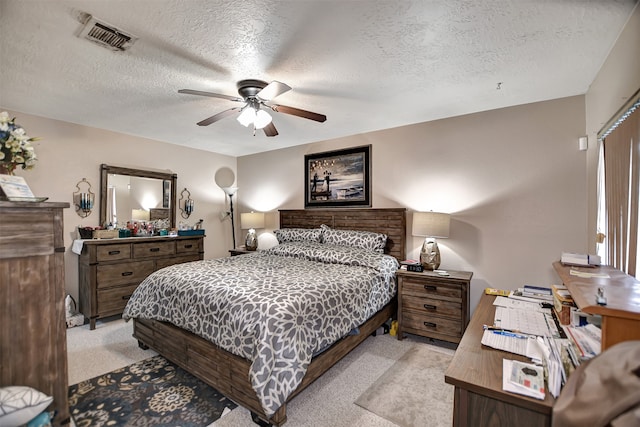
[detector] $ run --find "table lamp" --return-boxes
[240,212,265,251]
[412,211,450,270]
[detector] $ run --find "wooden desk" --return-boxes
[552,262,640,350]
[444,294,554,427]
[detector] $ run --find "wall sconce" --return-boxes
[179,188,194,219]
[73,178,94,218]
[412,211,450,270]
[240,211,265,251]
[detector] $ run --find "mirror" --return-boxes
[99,164,177,229]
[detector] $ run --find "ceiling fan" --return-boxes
[179,79,327,137]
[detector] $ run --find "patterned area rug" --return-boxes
[69,355,237,426]
[354,344,453,427]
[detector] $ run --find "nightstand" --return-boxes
[229,247,253,256]
[396,268,473,344]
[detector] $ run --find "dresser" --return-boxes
[78,235,204,329]
[0,201,70,427]
[396,268,473,344]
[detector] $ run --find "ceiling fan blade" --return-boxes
[263,122,278,137]
[270,104,327,122]
[197,107,241,126]
[256,81,291,101]
[179,89,243,102]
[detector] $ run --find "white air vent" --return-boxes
[77,15,137,52]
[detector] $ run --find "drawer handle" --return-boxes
[423,304,437,310]
[184,244,193,249]
[108,250,121,255]
[424,285,437,291]
[423,321,437,328]
[149,247,160,252]
[121,271,133,276]
[122,295,131,300]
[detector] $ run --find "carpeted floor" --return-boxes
[69,355,237,426]
[355,345,454,427]
[67,318,457,427]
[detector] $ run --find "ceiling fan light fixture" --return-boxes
[237,106,256,127]
[254,109,272,129]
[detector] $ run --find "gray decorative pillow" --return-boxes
[0,386,52,427]
[274,228,322,244]
[320,225,387,253]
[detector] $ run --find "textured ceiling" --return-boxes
[0,1,636,157]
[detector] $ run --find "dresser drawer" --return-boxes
[402,294,461,318]
[133,241,175,258]
[96,244,131,262]
[96,260,154,288]
[402,278,462,300]
[156,254,201,270]
[97,283,139,316]
[176,239,200,254]
[403,311,462,338]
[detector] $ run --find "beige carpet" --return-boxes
[355,345,454,427]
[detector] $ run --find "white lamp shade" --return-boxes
[237,107,256,127]
[412,211,450,238]
[241,212,265,230]
[222,186,238,196]
[254,110,273,129]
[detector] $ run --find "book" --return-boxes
[561,252,601,267]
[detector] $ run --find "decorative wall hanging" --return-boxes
[304,145,371,208]
[179,188,194,219]
[73,178,94,218]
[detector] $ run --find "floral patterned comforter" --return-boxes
[122,241,399,417]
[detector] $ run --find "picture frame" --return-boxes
[304,145,371,208]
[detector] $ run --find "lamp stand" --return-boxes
[420,237,441,270]
[245,228,257,250]
[229,194,236,249]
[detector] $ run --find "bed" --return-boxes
[123,208,406,426]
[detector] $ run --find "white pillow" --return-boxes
[0,386,52,427]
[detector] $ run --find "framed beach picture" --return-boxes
[304,145,371,208]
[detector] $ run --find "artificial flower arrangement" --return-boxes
[0,111,38,174]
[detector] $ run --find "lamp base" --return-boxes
[245,229,258,251]
[420,238,441,270]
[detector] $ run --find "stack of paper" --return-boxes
[502,359,546,400]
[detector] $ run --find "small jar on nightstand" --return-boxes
[396,268,473,344]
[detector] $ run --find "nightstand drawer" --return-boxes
[133,241,175,258]
[402,295,461,318]
[403,311,462,337]
[96,244,131,262]
[402,279,462,300]
[96,260,154,288]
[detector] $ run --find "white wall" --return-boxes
[238,96,588,313]
[1,110,237,301]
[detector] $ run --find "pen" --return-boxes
[491,330,529,339]
[483,325,521,333]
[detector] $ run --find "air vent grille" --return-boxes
[77,15,137,51]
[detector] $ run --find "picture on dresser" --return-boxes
[304,145,371,208]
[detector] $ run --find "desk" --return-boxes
[552,262,640,350]
[444,294,554,427]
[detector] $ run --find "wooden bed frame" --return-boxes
[132,208,406,426]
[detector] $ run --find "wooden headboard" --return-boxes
[279,208,406,262]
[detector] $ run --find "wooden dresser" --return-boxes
[78,235,204,329]
[396,268,473,344]
[0,201,70,427]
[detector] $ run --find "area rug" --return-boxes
[355,344,454,427]
[69,355,237,426]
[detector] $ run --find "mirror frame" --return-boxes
[99,164,178,229]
